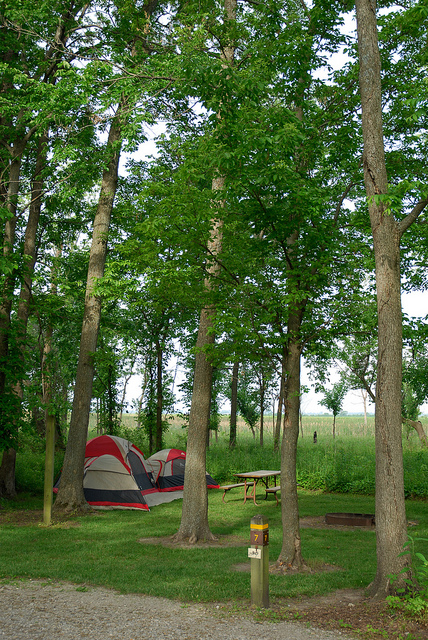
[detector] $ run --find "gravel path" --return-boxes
[0,580,355,640]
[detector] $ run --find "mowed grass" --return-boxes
[0,488,379,601]
[2,413,428,603]
[2,487,428,603]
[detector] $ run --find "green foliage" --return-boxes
[318,379,348,419]
[237,390,260,432]
[387,536,428,619]
[14,435,64,495]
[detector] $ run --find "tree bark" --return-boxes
[259,371,265,447]
[42,246,61,525]
[0,448,16,499]
[0,139,27,493]
[274,361,285,453]
[173,306,217,542]
[53,108,123,512]
[0,140,26,396]
[277,306,306,569]
[174,0,236,543]
[402,418,428,447]
[355,0,410,597]
[17,133,48,334]
[229,360,239,448]
[156,339,163,452]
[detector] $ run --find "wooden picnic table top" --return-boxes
[234,470,280,480]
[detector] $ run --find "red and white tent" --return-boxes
[82,435,158,510]
[147,448,219,492]
[54,435,157,511]
[54,437,219,510]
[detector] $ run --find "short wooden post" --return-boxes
[249,514,269,608]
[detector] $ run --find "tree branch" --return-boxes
[398,198,428,237]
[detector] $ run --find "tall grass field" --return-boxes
[13,413,428,499]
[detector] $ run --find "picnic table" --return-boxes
[233,469,281,506]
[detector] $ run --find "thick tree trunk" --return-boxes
[229,360,239,448]
[277,308,305,570]
[174,211,223,541]
[173,307,217,542]
[53,110,122,513]
[356,0,410,597]
[174,0,236,543]
[371,211,408,598]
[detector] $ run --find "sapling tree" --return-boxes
[319,379,348,439]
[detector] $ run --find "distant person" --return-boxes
[313,431,317,444]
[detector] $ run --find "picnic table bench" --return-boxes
[219,482,282,505]
[264,485,281,506]
[219,483,246,502]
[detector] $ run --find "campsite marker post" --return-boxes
[248,515,269,608]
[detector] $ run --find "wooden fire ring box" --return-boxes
[325,513,375,527]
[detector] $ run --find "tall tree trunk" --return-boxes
[259,371,265,447]
[155,340,163,452]
[53,107,123,512]
[274,358,286,452]
[229,360,239,448]
[0,139,27,496]
[42,245,61,525]
[174,306,217,542]
[0,141,26,395]
[17,133,48,334]
[355,0,410,597]
[43,328,55,526]
[174,0,236,543]
[277,306,305,569]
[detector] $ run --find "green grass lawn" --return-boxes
[1,487,427,604]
